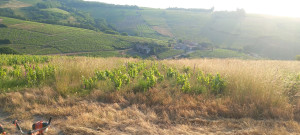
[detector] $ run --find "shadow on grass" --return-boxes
[0,78,27,93]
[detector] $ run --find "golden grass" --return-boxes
[52,57,138,94]
[0,57,299,134]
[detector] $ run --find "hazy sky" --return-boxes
[84,0,300,18]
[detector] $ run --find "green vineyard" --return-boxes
[0,17,168,55]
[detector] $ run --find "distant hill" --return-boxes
[1,0,299,59]
[0,16,168,56]
[76,4,300,60]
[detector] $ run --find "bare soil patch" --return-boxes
[152,26,174,37]
[0,0,31,8]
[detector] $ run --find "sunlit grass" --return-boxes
[0,56,299,134]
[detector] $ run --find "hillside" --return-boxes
[0,16,168,56]
[77,5,300,60]
[0,0,299,60]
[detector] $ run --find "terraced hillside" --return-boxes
[74,2,300,60]
[0,16,168,55]
[1,0,299,60]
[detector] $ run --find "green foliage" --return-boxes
[190,49,252,59]
[82,61,165,91]
[0,39,11,44]
[134,79,149,92]
[0,55,228,97]
[75,51,123,57]
[127,62,139,78]
[211,74,226,95]
[9,65,21,78]
[143,70,157,88]
[24,64,56,86]
[157,49,184,59]
[0,17,168,55]
[95,71,106,80]
[82,76,97,89]
[0,55,51,66]
[0,55,56,91]
[104,30,119,35]
[0,47,19,54]
[183,66,191,74]
[85,67,133,90]
[1,0,300,59]
[121,32,128,36]
[197,71,226,95]
[176,73,191,92]
[0,67,7,80]
[166,67,177,78]
[0,24,7,28]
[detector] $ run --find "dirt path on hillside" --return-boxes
[47,51,95,56]
[0,0,31,8]
[0,19,3,23]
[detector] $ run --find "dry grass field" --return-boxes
[0,56,299,134]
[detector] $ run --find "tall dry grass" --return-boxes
[49,57,299,119]
[0,57,299,134]
[164,59,299,119]
[51,57,138,95]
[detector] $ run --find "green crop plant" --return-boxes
[176,73,191,92]
[183,66,191,74]
[127,62,138,78]
[166,67,177,78]
[0,67,7,79]
[150,64,164,82]
[95,71,107,80]
[211,73,226,95]
[24,64,56,86]
[9,65,21,78]
[197,71,226,95]
[91,67,132,90]
[121,74,130,85]
[181,81,191,93]
[147,73,157,88]
[137,62,146,72]
[197,71,213,87]
[82,76,97,89]
[0,55,51,66]
[176,73,190,85]
[143,70,158,89]
[105,70,113,79]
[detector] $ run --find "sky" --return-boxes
[84,0,300,18]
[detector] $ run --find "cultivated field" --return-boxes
[0,17,167,55]
[0,55,299,134]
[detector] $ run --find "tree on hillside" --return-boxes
[0,47,19,54]
[0,39,11,44]
[0,24,7,28]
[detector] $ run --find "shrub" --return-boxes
[104,30,119,35]
[0,39,11,44]
[0,47,18,54]
[0,24,7,28]
[121,32,128,36]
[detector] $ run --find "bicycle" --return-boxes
[0,117,52,135]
